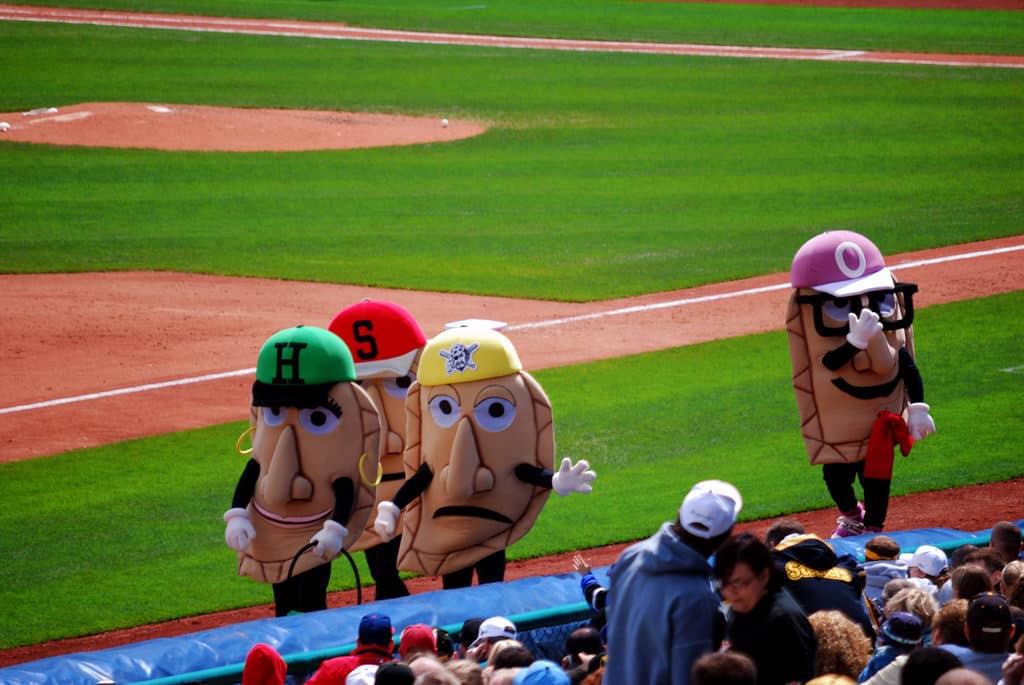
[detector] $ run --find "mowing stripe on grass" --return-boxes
[1,242,1021,417]
[1,4,1022,69]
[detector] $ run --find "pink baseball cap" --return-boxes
[790,231,894,297]
[328,300,427,379]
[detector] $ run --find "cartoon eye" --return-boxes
[871,291,897,318]
[299,407,340,435]
[473,397,516,432]
[429,395,461,429]
[383,373,416,399]
[822,297,857,322]
[262,406,287,427]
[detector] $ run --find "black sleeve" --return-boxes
[900,347,924,403]
[822,341,858,371]
[392,463,433,510]
[515,463,553,489]
[332,477,355,526]
[230,458,260,509]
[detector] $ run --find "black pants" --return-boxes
[271,562,331,617]
[442,549,506,589]
[822,461,891,529]
[365,536,410,601]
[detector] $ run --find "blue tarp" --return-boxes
[3,520,1018,685]
[0,571,596,685]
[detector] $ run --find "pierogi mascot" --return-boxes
[786,231,935,538]
[328,300,427,600]
[373,326,596,589]
[224,325,381,616]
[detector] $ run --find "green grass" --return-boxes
[1,292,1021,648]
[9,0,1024,54]
[1,22,1022,300]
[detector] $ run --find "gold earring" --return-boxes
[359,453,383,487]
[235,426,255,455]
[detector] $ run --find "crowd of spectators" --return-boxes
[234,486,1022,685]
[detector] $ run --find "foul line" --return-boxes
[0,369,256,415]
[0,4,1022,69]
[1,243,1021,416]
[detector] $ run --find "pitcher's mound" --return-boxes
[0,102,485,151]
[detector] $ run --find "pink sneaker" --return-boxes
[830,502,865,538]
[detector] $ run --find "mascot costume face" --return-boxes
[227,325,381,586]
[396,327,556,577]
[787,230,920,464]
[328,300,426,551]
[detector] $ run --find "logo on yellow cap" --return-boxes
[419,328,522,386]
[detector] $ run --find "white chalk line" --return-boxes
[1,242,1020,416]
[0,369,256,415]
[0,4,1022,69]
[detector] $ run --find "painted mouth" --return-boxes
[253,501,331,528]
[831,373,902,400]
[380,472,405,483]
[433,505,513,524]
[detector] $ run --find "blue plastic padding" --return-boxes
[0,571,595,685]
[3,521,1018,685]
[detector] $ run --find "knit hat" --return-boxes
[345,664,378,685]
[864,535,901,561]
[375,662,415,685]
[513,659,571,685]
[678,480,743,539]
[469,616,518,649]
[879,611,924,647]
[327,300,426,379]
[398,623,437,659]
[252,325,356,408]
[358,613,394,647]
[790,230,893,296]
[418,327,522,386]
[908,545,948,578]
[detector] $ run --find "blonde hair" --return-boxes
[885,587,939,630]
[1002,560,1024,592]
[808,610,873,679]
[445,660,484,685]
[485,639,526,668]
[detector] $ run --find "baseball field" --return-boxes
[0,0,1022,665]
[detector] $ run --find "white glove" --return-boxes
[223,507,255,552]
[907,402,936,441]
[551,457,596,496]
[310,519,348,560]
[374,501,400,541]
[846,309,882,349]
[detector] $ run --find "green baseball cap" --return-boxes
[252,325,356,408]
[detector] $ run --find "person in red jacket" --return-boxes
[304,613,396,685]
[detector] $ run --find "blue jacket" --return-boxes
[605,523,723,685]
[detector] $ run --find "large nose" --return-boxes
[260,425,313,506]
[442,417,494,499]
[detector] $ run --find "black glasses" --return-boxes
[795,282,918,338]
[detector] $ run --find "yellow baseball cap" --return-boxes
[418,327,522,386]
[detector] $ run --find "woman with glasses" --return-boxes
[713,533,817,685]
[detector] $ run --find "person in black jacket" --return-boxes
[713,533,817,685]
[770,532,876,640]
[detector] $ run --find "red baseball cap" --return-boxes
[328,300,426,378]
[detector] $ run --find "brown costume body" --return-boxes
[786,286,914,465]
[396,371,554,577]
[239,382,381,583]
[348,367,417,553]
